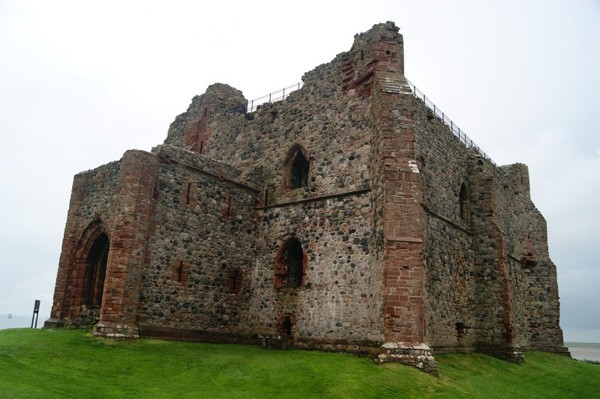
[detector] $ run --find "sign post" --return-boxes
[31,300,40,329]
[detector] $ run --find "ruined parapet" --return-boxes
[164,83,247,151]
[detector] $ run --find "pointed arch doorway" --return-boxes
[85,233,109,308]
[64,221,111,320]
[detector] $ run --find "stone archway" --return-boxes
[85,233,109,308]
[64,221,111,319]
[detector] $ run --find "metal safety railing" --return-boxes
[245,78,499,169]
[247,82,304,113]
[406,79,497,167]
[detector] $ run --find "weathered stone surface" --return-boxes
[45,21,568,372]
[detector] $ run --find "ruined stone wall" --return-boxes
[493,164,564,350]
[155,29,388,348]
[165,62,373,205]
[49,149,161,337]
[48,161,120,321]
[247,193,383,346]
[413,99,481,349]
[137,145,260,335]
[414,96,563,353]
[47,21,565,364]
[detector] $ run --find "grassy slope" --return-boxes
[0,329,598,398]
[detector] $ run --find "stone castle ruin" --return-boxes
[46,22,568,372]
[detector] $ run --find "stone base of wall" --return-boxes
[431,343,526,364]
[43,318,66,329]
[294,338,382,358]
[139,325,383,357]
[93,321,139,339]
[138,324,260,345]
[376,342,438,374]
[481,344,525,364]
[521,345,571,357]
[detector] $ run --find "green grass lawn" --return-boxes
[0,329,598,398]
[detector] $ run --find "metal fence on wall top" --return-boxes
[406,79,497,167]
[245,79,498,169]
[247,82,303,113]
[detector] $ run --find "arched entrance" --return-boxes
[64,221,111,319]
[85,233,109,308]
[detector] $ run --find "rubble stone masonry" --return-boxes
[46,21,568,372]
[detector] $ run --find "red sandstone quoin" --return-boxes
[45,22,569,373]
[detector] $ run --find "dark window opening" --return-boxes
[275,237,305,289]
[174,261,189,285]
[459,183,469,221]
[227,268,243,293]
[522,259,537,269]
[221,195,235,219]
[85,233,109,308]
[280,315,293,338]
[186,183,192,205]
[177,261,184,283]
[455,322,469,343]
[199,141,204,154]
[289,149,309,189]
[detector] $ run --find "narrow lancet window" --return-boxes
[85,233,109,308]
[285,145,310,190]
[459,183,469,221]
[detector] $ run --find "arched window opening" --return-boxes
[285,145,310,190]
[459,183,469,221]
[85,233,109,308]
[275,237,305,289]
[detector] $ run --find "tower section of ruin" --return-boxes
[47,150,159,337]
[413,83,567,359]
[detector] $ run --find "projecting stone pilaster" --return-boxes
[93,150,159,338]
[371,67,433,371]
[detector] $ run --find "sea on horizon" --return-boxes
[0,314,44,330]
[565,342,600,362]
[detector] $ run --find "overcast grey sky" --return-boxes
[1,0,598,342]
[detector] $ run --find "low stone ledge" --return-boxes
[480,344,525,364]
[258,335,291,350]
[43,318,66,329]
[376,342,438,375]
[138,324,259,345]
[521,345,571,357]
[293,337,382,357]
[93,321,139,339]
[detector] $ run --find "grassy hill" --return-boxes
[0,329,598,398]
